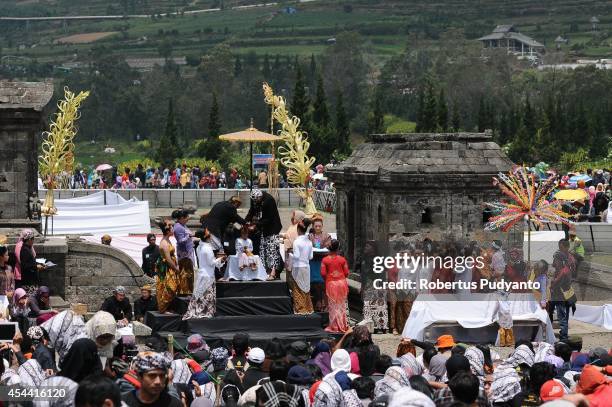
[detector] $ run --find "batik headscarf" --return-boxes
[27,326,45,345]
[84,310,117,358]
[36,375,78,407]
[534,342,554,363]
[426,354,447,382]
[41,310,87,363]
[314,375,345,407]
[18,359,46,387]
[211,347,229,371]
[134,351,171,375]
[256,381,302,407]
[465,347,485,390]
[489,364,522,403]
[171,358,192,384]
[388,387,435,407]
[251,189,263,200]
[374,366,411,398]
[506,344,535,368]
[398,353,423,376]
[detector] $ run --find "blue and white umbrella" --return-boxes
[569,174,591,183]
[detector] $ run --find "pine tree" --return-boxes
[234,55,242,77]
[508,122,531,164]
[312,73,330,127]
[437,88,448,132]
[422,82,437,132]
[262,53,271,78]
[477,96,486,132]
[415,88,424,132]
[367,89,384,135]
[157,99,181,167]
[309,53,317,88]
[291,65,310,131]
[335,90,351,156]
[451,101,461,132]
[198,92,222,161]
[499,110,509,145]
[208,92,221,140]
[523,97,536,136]
[273,54,281,71]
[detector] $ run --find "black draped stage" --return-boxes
[145,280,330,344]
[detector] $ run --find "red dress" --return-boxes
[321,254,349,332]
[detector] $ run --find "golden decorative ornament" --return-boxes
[39,87,90,219]
[263,83,317,215]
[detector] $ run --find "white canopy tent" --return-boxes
[47,191,151,236]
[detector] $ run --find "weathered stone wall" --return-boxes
[0,81,53,224]
[64,239,145,310]
[0,109,43,221]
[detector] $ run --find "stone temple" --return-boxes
[0,80,54,229]
[326,132,514,266]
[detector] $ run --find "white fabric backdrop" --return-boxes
[50,191,150,235]
[80,235,176,267]
[570,304,612,330]
[402,293,556,343]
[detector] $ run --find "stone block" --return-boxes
[71,276,138,287]
[78,257,102,269]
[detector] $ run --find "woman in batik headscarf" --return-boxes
[85,310,118,362]
[183,229,226,320]
[172,209,196,295]
[157,220,180,313]
[373,366,411,398]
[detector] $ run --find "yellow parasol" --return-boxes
[553,189,589,201]
[218,119,281,191]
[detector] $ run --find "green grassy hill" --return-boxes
[1,0,610,66]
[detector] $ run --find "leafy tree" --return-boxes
[367,89,384,134]
[335,90,351,156]
[437,88,448,131]
[157,99,181,167]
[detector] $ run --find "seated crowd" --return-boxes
[0,315,609,407]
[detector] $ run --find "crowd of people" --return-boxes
[61,163,335,192]
[0,310,609,407]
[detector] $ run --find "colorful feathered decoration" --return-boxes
[484,166,572,232]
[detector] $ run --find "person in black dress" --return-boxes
[141,234,160,278]
[246,189,283,279]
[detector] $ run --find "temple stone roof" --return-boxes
[0,80,54,111]
[327,132,513,178]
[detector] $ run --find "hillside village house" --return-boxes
[478,25,545,57]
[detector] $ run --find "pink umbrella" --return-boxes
[96,164,113,171]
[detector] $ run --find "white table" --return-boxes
[224,255,268,281]
[401,293,555,344]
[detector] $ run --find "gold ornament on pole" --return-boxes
[38,87,89,235]
[263,83,317,215]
